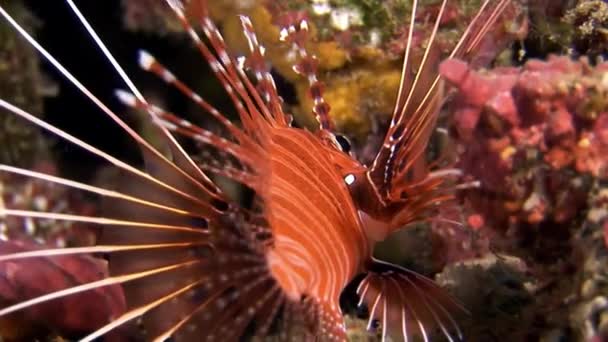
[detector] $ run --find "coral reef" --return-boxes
[523,0,608,59]
[563,0,608,58]
[571,183,608,341]
[437,54,608,340]
[442,55,608,227]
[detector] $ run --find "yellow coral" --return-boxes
[500,146,517,160]
[315,41,348,71]
[208,1,404,137]
[297,66,401,137]
[578,137,591,148]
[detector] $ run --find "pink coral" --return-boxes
[441,55,608,230]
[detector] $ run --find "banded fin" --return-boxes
[370,0,518,198]
[279,16,334,132]
[357,259,467,342]
[0,0,342,340]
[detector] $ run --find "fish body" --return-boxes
[0,0,517,340]
[263,128,369,302]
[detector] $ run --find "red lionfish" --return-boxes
[0,0,513,340]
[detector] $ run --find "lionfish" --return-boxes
[0,0,513,340]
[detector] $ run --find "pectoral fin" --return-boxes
[357,259,467,341]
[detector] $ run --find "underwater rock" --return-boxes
[436,254,533,341]
[0,1,55,167]
[570,183,608,341]
[563,0,608,58]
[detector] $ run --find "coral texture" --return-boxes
[438,54,608,340]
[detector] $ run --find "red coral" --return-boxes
[594,113,608,145]
[440,55,608,233]
[548,108,575,139]
[0,161,123,338]
[467,214,485,230]
[0,241,125,336]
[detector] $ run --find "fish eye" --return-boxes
[334,134,351,153]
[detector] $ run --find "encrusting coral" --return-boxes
[520,0,608,60]
[441,55,608,227]
[436,53,608,340]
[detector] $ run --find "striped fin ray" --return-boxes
[0,237,205,337]
[63,0,225,200]
[119,49,271,187]
[370,0,515,197]
[0,164,210,221]
[0,143,215,338]
[114,90,259,172]
[387,171,468,229]
[97,189,303,341]
[0,3,224,222]
[278,17,334,132]
[357,260,467,342]
[0,99,218,217]
[192,1,286,129]
[162,0,268,136]
[375,174,480,240]
[390,0,514,175]
[0,2,294,340]
[238,15,288,126]
[194,150,257,189]
[70,1,224,200]
[164,0,285,135]
[89,145,257,339]
[134,49,257,149]
[120,99,259,189]
[0,2,338,341]
[0,159,295,340]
